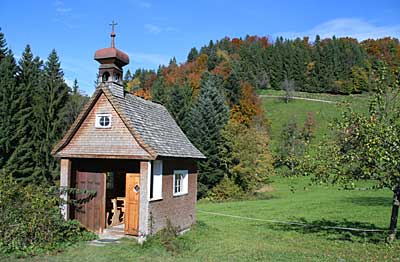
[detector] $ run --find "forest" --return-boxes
[1,28,400,254]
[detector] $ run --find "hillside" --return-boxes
[259,90,370,150]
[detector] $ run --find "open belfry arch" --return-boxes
[52,23,205,240]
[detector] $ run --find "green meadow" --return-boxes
[9,176,398,262]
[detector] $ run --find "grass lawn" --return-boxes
[257,89,369,102]
[261,94,368,151]
[6,176,399,262]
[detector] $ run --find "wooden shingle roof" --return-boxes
[52,84,206,160]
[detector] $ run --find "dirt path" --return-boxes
[259,95,336,104]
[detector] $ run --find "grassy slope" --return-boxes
[10,176,399,262]
[261,91,368,151]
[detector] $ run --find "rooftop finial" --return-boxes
[109,20,118,48]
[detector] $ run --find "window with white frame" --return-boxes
[95,113,112,128]
[173,170,188,196]
[150,160,163,200]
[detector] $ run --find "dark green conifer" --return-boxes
[33,49,69,184]
[187,47,199,62]
[4,45,43,181]
[0,51,19,168]
[65,78,88,127]
[166,83,192,132]
[0,28,8,61]
[187,73,229,198]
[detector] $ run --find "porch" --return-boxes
[60,158,151,238]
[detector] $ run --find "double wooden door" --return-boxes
[75,171,106,233]
[125,173,140,235]
[74,171,139,235]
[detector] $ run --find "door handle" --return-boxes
[134,184,140,192]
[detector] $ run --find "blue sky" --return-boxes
[1,0,399,94]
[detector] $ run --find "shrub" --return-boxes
[207,176,244,201]
[0,173,96,256]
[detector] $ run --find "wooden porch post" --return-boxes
[138,160,150,243]
[60,158,71,220]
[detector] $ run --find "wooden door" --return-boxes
[75,171,106,233]
[125,173,140,235]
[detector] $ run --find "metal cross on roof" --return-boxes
[109,20,118,48]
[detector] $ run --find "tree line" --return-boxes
[0,30,87,185]
[127,35,399,95]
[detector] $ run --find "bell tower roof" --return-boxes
[94,21,130,66]
[94,21,129,90]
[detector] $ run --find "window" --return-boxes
[95,113,112,128]
[102,72,110,82]
[150,160,163,200]
[173,170,188,196]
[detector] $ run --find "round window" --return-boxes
[99,116,110,127]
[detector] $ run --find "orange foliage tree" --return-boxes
[230,82,263,127]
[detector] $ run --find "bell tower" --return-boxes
[94,21,129,94]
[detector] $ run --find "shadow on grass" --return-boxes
[266,217,390,243]
[346,196,392,207]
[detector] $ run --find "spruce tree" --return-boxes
[151,76,168,105]
[123,69,132,87]
[0,28,8,62]
[223,70,241,106]
[33,49,69,184]
[4,45,43,181]
[0,51,19,168]
[65,78,88,127]
[166,83,192,132]
[187,47,199,62]
[187,73,229,197]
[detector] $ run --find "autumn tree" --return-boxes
[220,120,274,192]
[302,112,316,143]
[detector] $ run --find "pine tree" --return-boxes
[151,76,168,105]
[4,45,43,181]
[123,69,132,87]
[223,70,241,106]
[65,79,88,127]
[306,35,322,92]
[187,73,229,197]
[0,51,19,168]
[165,83,192,132]
[187,47,199,62]
[33,49,69,184]
[0,28,8,62]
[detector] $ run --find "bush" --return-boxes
[0,174,96,256]
[206,176,244,201]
